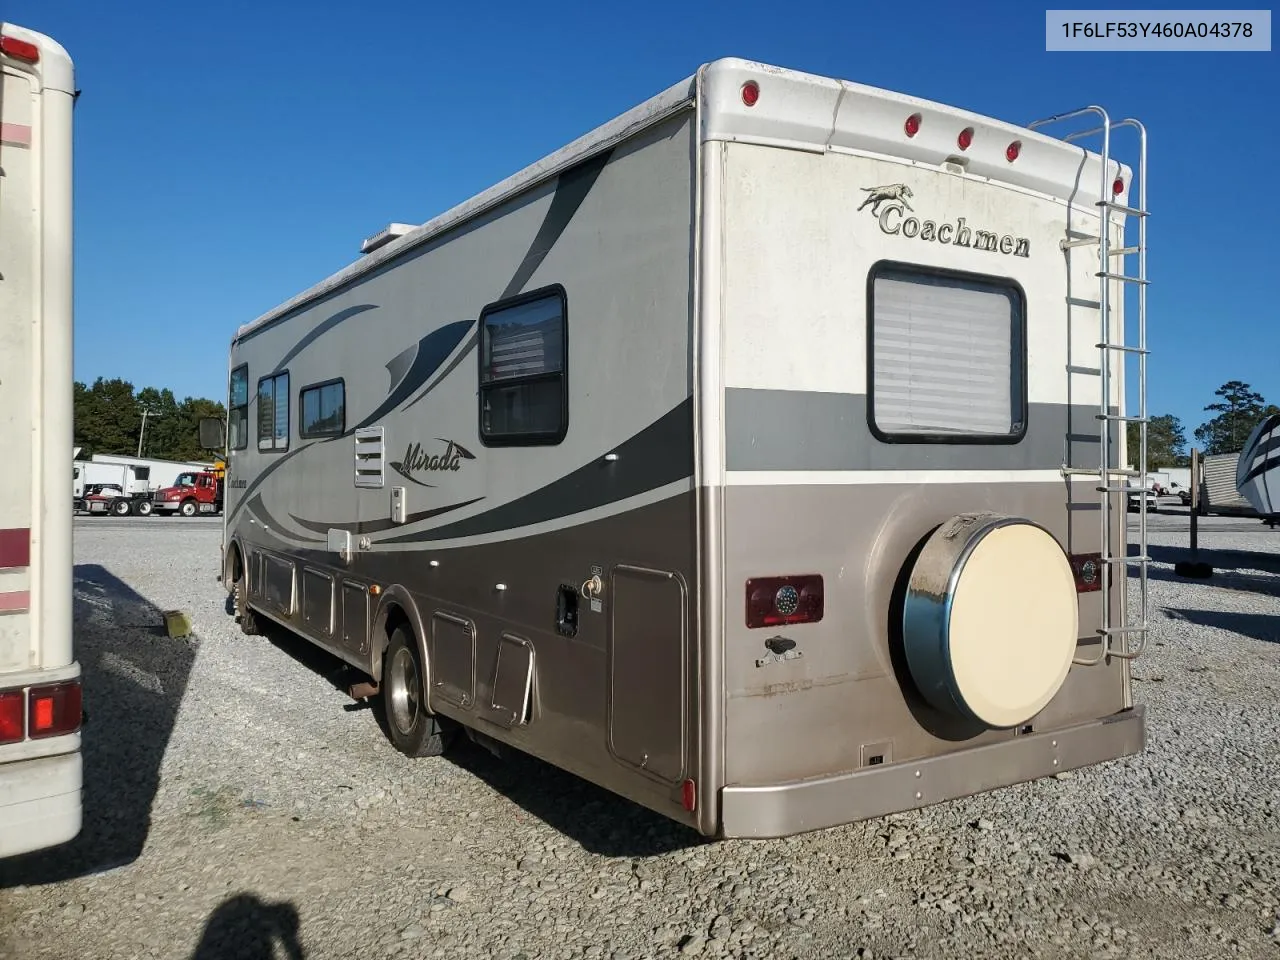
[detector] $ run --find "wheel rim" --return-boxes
[388,645,421,736]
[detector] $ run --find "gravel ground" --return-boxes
[1,515,1278,960]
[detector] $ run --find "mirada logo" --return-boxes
[389,439,476,488]
[858,183,1030,258]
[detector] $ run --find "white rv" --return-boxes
[209,58,1150,839]
[0,24,82,857]
[1237,414,1280,520]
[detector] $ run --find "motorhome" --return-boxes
[210,58,1150,839]
[0,24,83,857]
[1237,414,1280,521]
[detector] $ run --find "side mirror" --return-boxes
[199,417,226,452]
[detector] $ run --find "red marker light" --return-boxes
[957,127,974,151]
[1112,177,1124,196]
[741,81,759,107]
[27,681,81,739]
[904,113,921,137]
[1006,140,1022,162]
[0,36,39,64]
[0,691,23,745]
[681,779,697,812]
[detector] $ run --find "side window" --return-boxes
[478,285,567,446]
[299,379,346,438]
[867,263,1026,443]
[257,371,290,452]
[229,364,249,450]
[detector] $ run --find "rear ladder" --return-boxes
[1028,106,1149,667]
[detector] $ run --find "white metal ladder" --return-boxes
[1027,106,1149,666]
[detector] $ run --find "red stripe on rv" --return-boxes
[0,528,31,569]
[0,591,29,613]
[0,122,31,146]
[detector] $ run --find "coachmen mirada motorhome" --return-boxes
[203,57,1151,839]
[0,23,83,858]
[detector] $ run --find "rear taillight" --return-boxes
[1070,553,1103,593]
[746,575,824,628]
[0,691,23,744]
[28,681,81,739]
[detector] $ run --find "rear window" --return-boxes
[868,263,1025,442]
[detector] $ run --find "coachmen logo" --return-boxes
[859,184,1030,258]
[389,439,476,488]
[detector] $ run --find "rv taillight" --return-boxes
[957,127,974,150]
[1070,553,1103,593]
[1006,140,1021,162]
[0,36,39,64]
[0,690,23,744]
[1112,177,1124,196]
[741,81,759,107]
[681,778,697,812]
[904,113,921,137]
[745,575,824,628]
[28,681,81,739]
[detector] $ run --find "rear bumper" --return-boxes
[0,750,83,858]
[718,705,1145,839]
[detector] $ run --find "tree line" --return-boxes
[1128,380,1279,470]
[74,377,226,463]
[70,373,1274,472]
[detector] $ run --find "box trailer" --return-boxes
[0,23,83,858]
[208,58,1150,839]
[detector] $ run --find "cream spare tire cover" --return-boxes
[901,512,1078,729]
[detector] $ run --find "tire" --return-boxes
[380,624,455,758]
[234,570,260,636]
[179,499,197,517]
[136,500,153,516]
[112,499,132,516]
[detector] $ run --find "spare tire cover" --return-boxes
[901,512,1079,729]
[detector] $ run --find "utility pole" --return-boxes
[137,407,160,458]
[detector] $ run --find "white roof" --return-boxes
[235,57,1135,342]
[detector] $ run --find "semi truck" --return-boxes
[0,22,83,858]
[149,461,225,517]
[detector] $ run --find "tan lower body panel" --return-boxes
[718,705,1144,839]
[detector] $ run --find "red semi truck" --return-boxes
[150,468,224,517]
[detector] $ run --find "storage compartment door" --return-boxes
[607,565,688,783]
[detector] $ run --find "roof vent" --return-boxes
[360,222,415,256]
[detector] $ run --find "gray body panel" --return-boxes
[221,62,1145,839]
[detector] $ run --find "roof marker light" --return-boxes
[1112,177,1124,196]
[1006,140,1022,162]
[904,113,921,137]
[957,127,974,151]
[741,81,759,107]
[0,36,39,64]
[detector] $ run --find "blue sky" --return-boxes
[10,1,1277,445]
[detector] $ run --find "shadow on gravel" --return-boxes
[1163,607,1280,645]
[0,564,197,889]
[446,741,707,859]
[248,620,705,860]
[190,893,305,960]
[1143,545,1280,599]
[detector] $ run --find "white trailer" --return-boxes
[0,23,82,858]
[73,453,213,515]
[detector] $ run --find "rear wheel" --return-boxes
[112,498,132,516]
[381,624,455,758]
[234,566,260,636]
[135,500,153,516]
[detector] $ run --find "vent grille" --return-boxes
[354,427,385,489]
